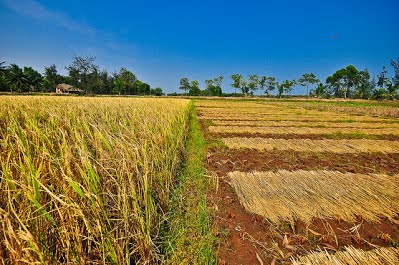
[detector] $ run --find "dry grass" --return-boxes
[228,170,399,224]
[209,125,399,135]
[211,120,399,129]
[0,96,190,264]
[292,246,399,265]
[292,102,399,118]
[200,114,393,123]
[222,137,399,153]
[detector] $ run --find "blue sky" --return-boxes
[1,0,398,94]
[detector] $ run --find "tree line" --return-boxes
[0,55,164,96]
[179,58,399,99]
[1,55,398,99]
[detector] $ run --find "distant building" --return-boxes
[55,83,84,94]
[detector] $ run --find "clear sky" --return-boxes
[1,0,399,94]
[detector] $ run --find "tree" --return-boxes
[113,68,136,95]
[0,62,9,92]
[259,75,267,94]
[23,66,43,91]
[326,65,359,99]
[5,64,28,92]
[135,80,151,95]
[391,57,399,90]
[205,76,223,96]
[355,69,373,99]
[150,87,163,96]
[311,83,325,98]
[43,64,64,92]
[265,77,277,97]
[188,80,201,96]
[298,73,320,97]
[277,80,296,98]
[66,55,98,93]
[230,74,242,95]
[248,74,259,95]
[179,77,190,95]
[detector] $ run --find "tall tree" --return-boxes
[188,80,201,96]
[43,64,64,92]
[265,77,277,97]
[5,64,28,92]
[391,57,399,90]
[205,78,223,96]
[66,55,98,93]
[277,80,296,97]
[23,66,43,91]
[113,68,136,95]
[248,74,259,95]
[179,77,190,95]
[230,74,242,95]
[298,73,320,96]
[259,75,267,93]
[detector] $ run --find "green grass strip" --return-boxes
[161,101,217,264]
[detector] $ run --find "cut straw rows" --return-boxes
[200,115,394,123]
[291,246,399,265]
[209,125,399,135]
[222,137,399,153]
[211,120,399,129]
[228,170,399,224]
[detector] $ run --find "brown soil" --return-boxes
[211,132,399,141]
[210,173,399,265]
[199,111,399,264]
[207,149,399,176]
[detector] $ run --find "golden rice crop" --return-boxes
[209,125,399,135]
[211,120,399,129]
[222,137,399,153]
[0,96,191,264]
[228,170,399,224]
[292,246,399,265]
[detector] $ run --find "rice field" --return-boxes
[0,96,190,264]
[198,98,399,264]
[228,170,399,224]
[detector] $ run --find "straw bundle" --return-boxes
[222,137,399,153]
[212,120,399,129]
[209,126,399,136]
[292,246,399,265]
[228,170,399,224]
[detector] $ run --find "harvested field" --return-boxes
[228,170,399,224]
[285,102,399,118]
[209,125,399,136]
[207,149,399,175]
[200,114,396,123]
[222,137,399,153]
[292,246,399,265]
[211,120,399,129]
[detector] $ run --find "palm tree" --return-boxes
[5,64,28,92]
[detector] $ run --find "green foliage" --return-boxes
[179,77,190,95]
[204,76,223,96]
[66,55,98,93]
[298,73,320,96]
